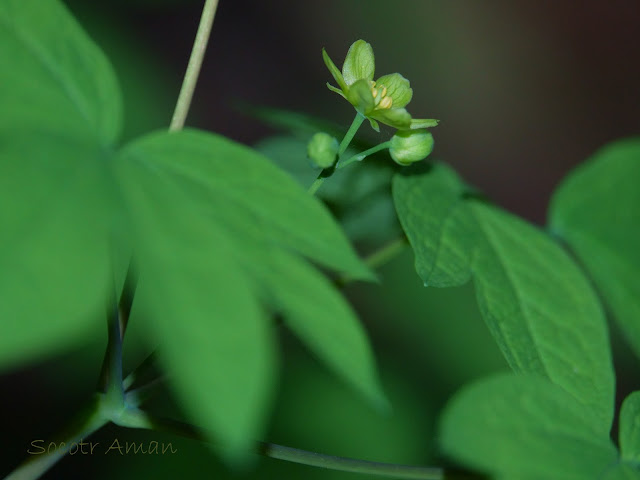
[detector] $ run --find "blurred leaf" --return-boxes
[393,163,615,432]
[242,105,350,141]
[601,463,640,480]
[256,134,399,243]
[549,139,640,360]
[360,251,507,389]
[0,0,122,143]
[272,351,432,468]
[439,373,617,480]
[255,135,319,186]
[0,133,116,370]
[115,129,382,460]
[257,249,387,409]
[620,391,640,465]
[0,0,122,369]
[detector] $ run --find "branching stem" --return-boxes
[308,113,366,195]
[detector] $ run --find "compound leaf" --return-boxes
[115,129,383,460]
[393,164,615,432]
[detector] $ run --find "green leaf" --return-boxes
[0,0,122,144]
[0,133,115,370]
[0,0,122,369]
[393,164,615,432]
[601,463,640,480]
[114,129,382,460]
[439,373,617,480]
[620,392,640,464]
[256,249,388,410]
[549,139,640,360]
[117,163,275,462]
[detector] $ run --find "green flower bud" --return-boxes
[389,129,434,166]
[307,132,339,168]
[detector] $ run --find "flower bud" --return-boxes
[389,129,434,166]
[307,132,339,168]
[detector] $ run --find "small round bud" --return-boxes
[389,129,434,166]
[307,132,339,168]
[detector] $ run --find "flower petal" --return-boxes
[368,118,380,132]
[342,40,375,86]
[370,108,412,129]
[375,73,413,108]
[346,78,375,114]
[322,48,348,93]
[410,118,439,129]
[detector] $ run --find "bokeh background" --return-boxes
[2,0,640,478]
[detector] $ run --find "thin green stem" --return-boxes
[130,414,445,480]
[308,113,366,195]
[4,397,108,480]
[364,236,408,271]
[123,350,159,391]
[337,141,391,169]
[169,0,220,131]
[338,236,408,286]
[337,113,366,157]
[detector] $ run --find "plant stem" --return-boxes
[130,414,445,480]
[364,236,408,271]
[4,398,108,480]
[338,236,408,286]
[259,443,443,480]
[308,113,366,195]
[97,302,125,410]
[169,0,220,131]
[337,141,391,169]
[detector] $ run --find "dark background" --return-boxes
[2,1,639,478]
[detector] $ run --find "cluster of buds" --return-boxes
[308,39,438,168]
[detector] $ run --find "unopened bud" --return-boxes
[307,132,339,168]
[389,129,434,166]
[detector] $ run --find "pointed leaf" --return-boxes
[0,0,122,369]
[439,373,617,480]
[118,129,372,281]
[549,139,640,360]
[0,133,115,369]
[257,249,387,410]
[0,0,122,144]
[393,164,615,432]
[115,138,275,463]
[114,129,380,460]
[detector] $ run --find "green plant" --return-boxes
[1,1,639,479]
